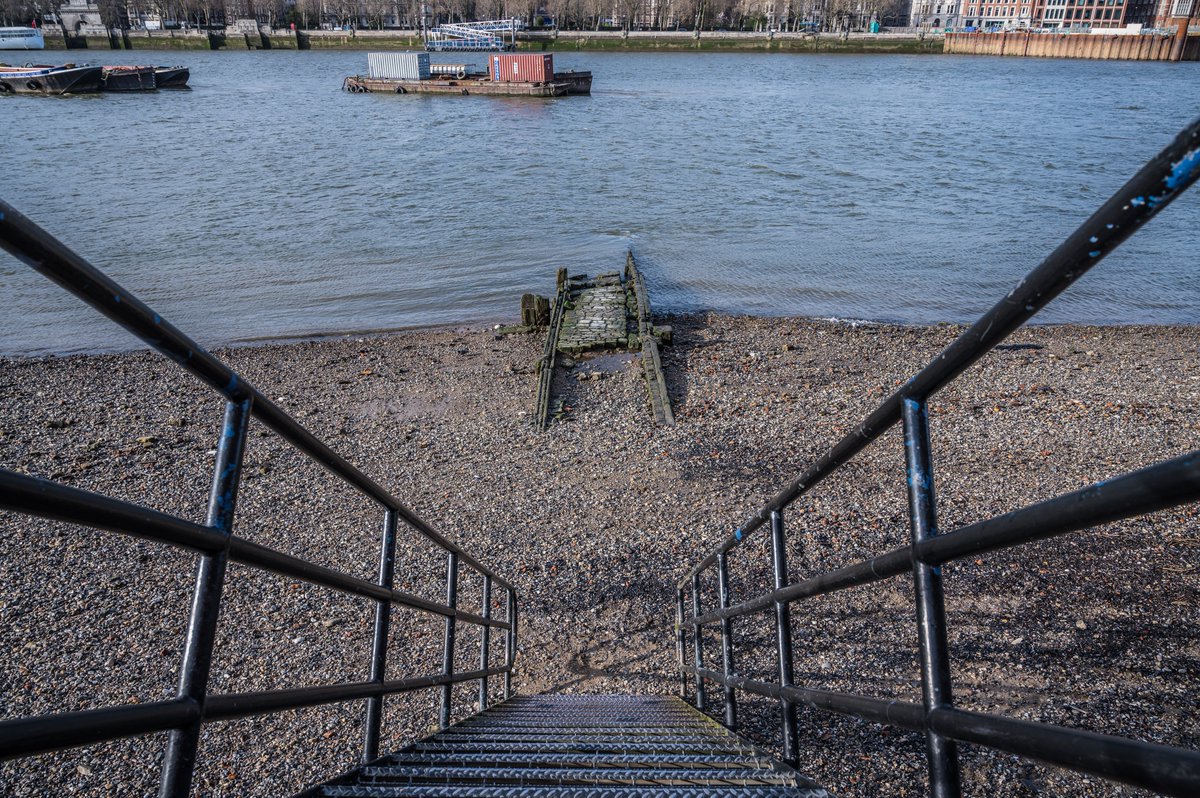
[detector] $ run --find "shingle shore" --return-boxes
[1,313,1196,797]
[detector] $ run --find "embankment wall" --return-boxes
[38,28,936,53]
[945,31,1200,60]
[536,30,942,53]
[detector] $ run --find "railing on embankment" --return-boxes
[676,117,1200,796]
[0,201,517,797]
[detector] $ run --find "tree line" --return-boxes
[2,0,909,32]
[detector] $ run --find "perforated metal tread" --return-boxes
[300,695,831,797]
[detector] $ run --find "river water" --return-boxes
[2,50,1197,354]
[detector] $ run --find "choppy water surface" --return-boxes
[2,51,1197,354]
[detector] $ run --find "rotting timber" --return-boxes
[533,251,674,430]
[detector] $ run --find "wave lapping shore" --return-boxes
[0,314,1196,796]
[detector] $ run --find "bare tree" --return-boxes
[292,0,320,27]
[542,0,573,27]
[95,0,128,28]
[0,0,35,26]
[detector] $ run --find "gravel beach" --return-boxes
[1,314,1197,797]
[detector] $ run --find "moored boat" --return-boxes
[0,63,102,95]
[101,65,157,92]
[0,26,44,50]
[153,65,190,88]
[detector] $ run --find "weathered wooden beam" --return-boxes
[534,269,568,431]
[625,251,675,427]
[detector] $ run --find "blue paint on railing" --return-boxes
[1165,147,1200,190]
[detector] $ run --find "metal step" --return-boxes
[407,740,764,756]
[384,753,777,769]
[320,788,830,797]
[301,695,830,798]
[357,765,796,784]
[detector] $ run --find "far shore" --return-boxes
[37,27,944,54]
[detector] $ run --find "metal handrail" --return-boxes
[0,201,518,796]
[1,469,511,627]
[676,116,1200,798]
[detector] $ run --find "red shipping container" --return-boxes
[489,53,554,83]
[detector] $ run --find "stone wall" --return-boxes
[39,27,939,53]
[542,30,943,53]
[299,29,423,49]
[42,28,213,50]
[125,30,215,50]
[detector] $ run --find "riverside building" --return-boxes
[951,0,1192,26]
[909,0,964,29]
[1034,0,1128,28]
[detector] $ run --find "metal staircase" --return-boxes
[306,696,830,797]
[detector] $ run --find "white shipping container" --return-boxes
[367,52,431,80]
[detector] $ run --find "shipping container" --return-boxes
[489,53,554,83]
[367,52,431,81]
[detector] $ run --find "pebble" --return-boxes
[0,315,1196,798]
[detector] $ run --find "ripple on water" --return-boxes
[1,51,1198,354]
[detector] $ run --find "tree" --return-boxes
[0,0,35,27]
[95,0,128,28]
[291,0,320,27]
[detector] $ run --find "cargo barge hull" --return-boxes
[343,75,570,96]
[554,70,592,95]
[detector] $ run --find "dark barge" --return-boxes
[153,66,189,88]
[0,63,102,95]
[101,65,156,92]
[101,65,190,91]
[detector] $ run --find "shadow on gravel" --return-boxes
[556,620,669,692]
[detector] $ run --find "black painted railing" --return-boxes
[0,201,517,797]
[676,117,1200,797]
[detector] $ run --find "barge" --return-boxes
[344,74,573,96]
[153,66,190,89]
[0,63,102,95]
[101,65,157,92]
[345,51,591,97]
[0,62,188,95]
[99,64,190,91]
